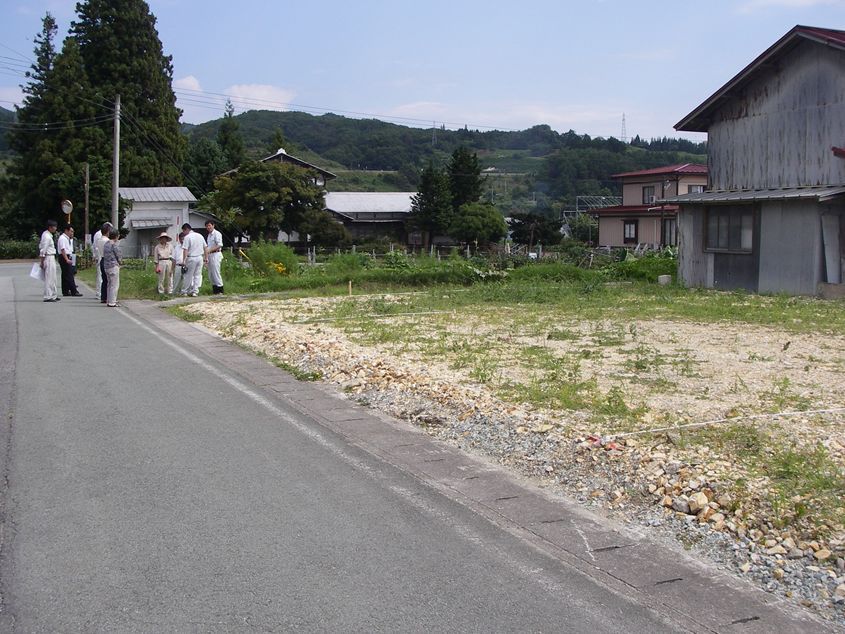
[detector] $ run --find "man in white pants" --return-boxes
[39,219,59,302]
[205,219,224,294]
[179,223,207,297]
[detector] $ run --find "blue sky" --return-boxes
[1,0,844,141]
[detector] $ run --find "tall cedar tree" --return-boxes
[447,146,484,212]
[217,99,245,170]
[70,0,184,187]
[6,15,111,237]
[408,161,452,248]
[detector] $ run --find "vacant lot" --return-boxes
[179,283,845,618]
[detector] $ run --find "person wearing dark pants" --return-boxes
[95,227,110,303]
[57,224,82,297]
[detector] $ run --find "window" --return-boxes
[642,186,655,204]
[662,218,677,246]
[687,184,705,194]
[623,219,638,244]
[706,207,754,252]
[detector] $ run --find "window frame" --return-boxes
[641,186,655,205]
[704,206,755,254]
[623,219,638,244]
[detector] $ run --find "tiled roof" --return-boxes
[612,164,707,179]
[676,25,845,132]
[119,187,197,203]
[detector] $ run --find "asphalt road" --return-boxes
[0,262,820,633]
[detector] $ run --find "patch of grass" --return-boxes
[167,305,203,322]
[271,360,322,382]
[767,444,845,530]
[759,377,812,412]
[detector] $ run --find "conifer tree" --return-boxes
[408,161,452,248]
[217,99,245,169]
[447,146,484,212]
[70,0,184,185]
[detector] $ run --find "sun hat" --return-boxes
[157,232,172,241]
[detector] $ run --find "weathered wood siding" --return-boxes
[677,207,709,287]
[707,42,845,190]
[757,201,824,294]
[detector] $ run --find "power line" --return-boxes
[118,107,208,196]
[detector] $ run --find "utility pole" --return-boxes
[111,94,120,228]
[83,162,90,244]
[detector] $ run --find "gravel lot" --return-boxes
[183,293,845,625]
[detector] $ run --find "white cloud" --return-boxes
[224,84,296,113]
[737,0,841,12]
[173,77,297,123]
[173,75,202,92]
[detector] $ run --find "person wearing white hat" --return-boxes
[153,231,173,295]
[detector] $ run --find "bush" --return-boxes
[243,241,300,277]
[324,251,372,276]
[0,240,38,259]
[606,252,677,282]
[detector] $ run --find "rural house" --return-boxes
[119,187,212,258]
[664,25,845,296]
[325,192,415,242]
[259,147,337,188]
[593,164,707,249]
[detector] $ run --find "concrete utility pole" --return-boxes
[83,162,89,244]
[111,95,120,228]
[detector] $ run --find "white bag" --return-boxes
[29,262,44,281]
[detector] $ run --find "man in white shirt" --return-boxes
[91,222,111,300]
[57,224,82,297]
[179,223,207,297]
[94,224,112,303]
[205,219,224,294]
[38,219,59,302]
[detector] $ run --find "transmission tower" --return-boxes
[621,113,627,143]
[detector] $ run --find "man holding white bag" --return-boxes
[38,219,59,302]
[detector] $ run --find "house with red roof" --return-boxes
[664,25,845,296]
[593,164,707,248]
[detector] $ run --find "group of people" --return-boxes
[39,218,224,305]
[39,219,119,304]
[151,220,224,297]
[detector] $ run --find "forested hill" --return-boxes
[183,109,707,201]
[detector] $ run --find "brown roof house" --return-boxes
[593,164,707,248]
[664,25,845,296]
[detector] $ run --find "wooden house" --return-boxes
[664,25,845,295]
[593,164,707,248]
[325,192,415,242]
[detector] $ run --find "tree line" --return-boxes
[0,0,706,244]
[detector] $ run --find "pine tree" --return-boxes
[217,99,244,169]
[408,161,452,248]
[70,0,184,186]
[6,15,110,237]
[447,146,484,212]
